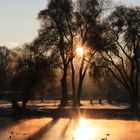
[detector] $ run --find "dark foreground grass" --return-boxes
[0,107,139,121]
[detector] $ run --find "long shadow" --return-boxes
[1,104,140,122]
[0,117,21,132]
[29,118,58,140]
[60,119,72,139]
[0,107,12,116]
[109,102,129,109]
[81,108,140,120]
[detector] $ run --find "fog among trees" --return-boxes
[0,0,139,109]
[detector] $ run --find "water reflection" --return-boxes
[74,118,99,140]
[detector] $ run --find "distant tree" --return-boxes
[29,40,58,102]
[0,46,24,110]
[0,46,12,90]
[11,43,57,109]
[10,44,34,109]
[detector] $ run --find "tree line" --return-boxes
[0,0,139,109]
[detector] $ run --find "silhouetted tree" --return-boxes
[0,46,24,110]
[37,0,111,106]
[11,42,57,109]
[38,0,75,106]
[96,6,140,109]
[0,46,11,90]
[29,40,58,102]
[74,0,109,105]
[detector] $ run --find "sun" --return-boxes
[76,46,84,56]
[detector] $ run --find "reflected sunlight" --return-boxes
[74,118,98,140]
[76,46,84,56]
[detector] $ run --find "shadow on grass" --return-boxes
[60,119,72,139]
[25,108,140,120]
[0,114,27,133]
[1,105,140,121]
[108,102,129,109]
[28,118,58,140]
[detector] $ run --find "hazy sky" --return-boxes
[0,0,139,48]
[0,0,46,48]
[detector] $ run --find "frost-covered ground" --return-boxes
[0,100,140,140]
[0,100,131,110]
[0,100,138,117]
[0,117,140,140]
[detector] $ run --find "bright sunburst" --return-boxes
[76,46,84,56]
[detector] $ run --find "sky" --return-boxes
[0,0,46,48]
[0,0,139,48]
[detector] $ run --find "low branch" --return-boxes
[100,51,132,93]
[96,65,131,94]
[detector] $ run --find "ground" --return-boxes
[0,100,140,140]
[0,117,140,140]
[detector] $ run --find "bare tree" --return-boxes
[38,0,75,106]
[96,6,140,108]
[0,46,12,90]
[74,0,108,105]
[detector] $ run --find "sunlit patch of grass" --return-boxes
[74,117,99,140]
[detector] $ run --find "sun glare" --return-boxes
[74,118,98,140]
[76,46,84,56]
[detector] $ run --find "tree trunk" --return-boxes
[71,60,77,106]
[76,57,85,106]
[59,33,68,107]
[11,100,20,114]
[130,93,138,109]
[22,80,33,110]
[77,77,83,106]
[60,70,68,106]
[22,99,28,109]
